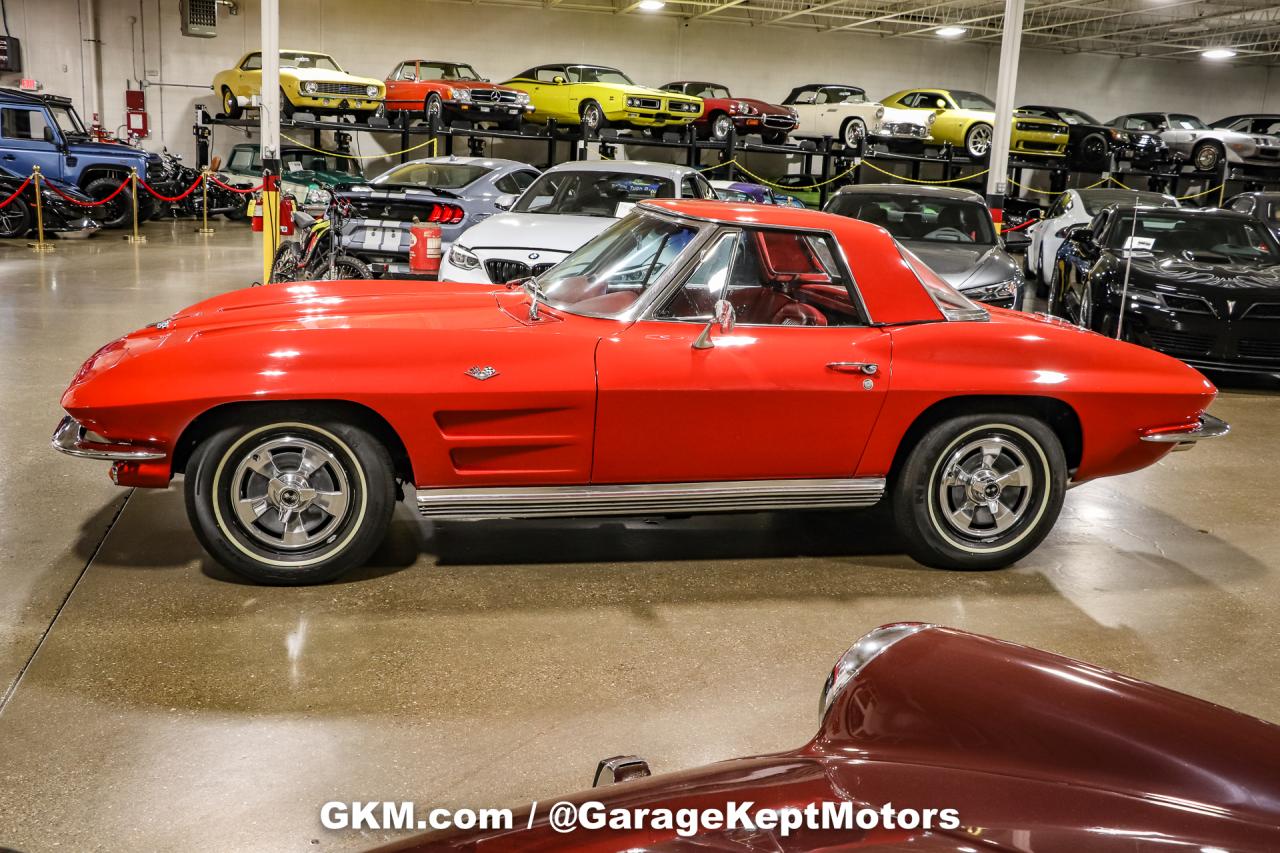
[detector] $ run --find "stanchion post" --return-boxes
[27,166,55,253]
[126,168,147,244]
[197,171,216,235]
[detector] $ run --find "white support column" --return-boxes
[985,0,1025,230]
[259,0,281,284]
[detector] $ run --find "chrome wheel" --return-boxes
[711,114,734,140]
[842,118,866,148]
[582,102,603,131]
[229,435,351,550]
[1193,142,1221,171]
[966,124,993,158]
[425,95,442,125]
[935,437,1032,540]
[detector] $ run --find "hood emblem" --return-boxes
[465,365,499,381]
[1226,299,1236,314]
[527,252,541,260]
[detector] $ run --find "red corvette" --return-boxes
[383,59,532,129]
[53,200,1225,584]
[375,623,1280,852]
[663,80,798,143]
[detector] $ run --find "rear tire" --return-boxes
[1076,132,1109,171]
[840,117,867,148]
[892,414,1066,571]
[221,87,243,120]
[580,100,607,136]
[184,413,396,585]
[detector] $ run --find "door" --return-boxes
[788,87,823,135]
[593,227,892,484]
[0,107,62,180]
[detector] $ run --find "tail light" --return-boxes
[427,203,465,225]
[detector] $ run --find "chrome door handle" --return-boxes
[827,361,878,375]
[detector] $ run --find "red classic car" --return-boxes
[662,81,798,143]
[53,200,1225,585]
[383,60,532,129]
[374,623,1280,852]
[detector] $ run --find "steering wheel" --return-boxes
[922,226,972,242]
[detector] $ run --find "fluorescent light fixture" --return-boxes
[936,26,967,38]
[1202,48,1237,59]
[638,0,666,9]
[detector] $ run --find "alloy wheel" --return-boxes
[228,435,351,551]
[967,124,993,157]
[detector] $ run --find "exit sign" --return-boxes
[19,78,42,92]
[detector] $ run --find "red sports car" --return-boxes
[662,81,798,143]
[373,623,1280,852]
[383,59,532,130]
[53,200,1226,584]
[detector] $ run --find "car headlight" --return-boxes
[516,92,530,105]
[736,101,754,114]
[306,186,326,204]
[926,112,936,125]
[875,106,885,120]
[366,85,379,98]
[820,624,932,722]
[1124,287,1163,307]
[963,277,1022,301]
[788,107,799,119]
[1110,128,1125,143]
[452,88,472,102]
[1228,140,1254,154]
[448,245,480,271]
[302,81,318,94]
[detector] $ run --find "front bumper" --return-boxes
[608,102,702,127]
[52,415,165,461]
[445,101,532,122]
[731,114,797,134]
[290,93,381,112]
[1120,300,1280,374]
[1011,130,1068,157]
[1140,413,1230,449]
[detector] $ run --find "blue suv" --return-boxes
[0,88,169,228]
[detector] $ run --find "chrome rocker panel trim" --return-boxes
[417,477,886,520]
[1140,413,1230,450]
[51,415,166,461]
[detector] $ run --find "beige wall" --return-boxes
[3,0,1279,170]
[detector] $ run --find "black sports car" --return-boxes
[1018,104,1168,171]
[1050,204,1280,374]
[0,165,100,239]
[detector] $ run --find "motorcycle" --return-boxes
[150,151,249,222]
[269,189,372,283]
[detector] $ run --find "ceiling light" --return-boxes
[1202,48,1237,60]
[936,26,967,38]
[637,0,665,9]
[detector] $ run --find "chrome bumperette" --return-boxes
[819,623,934,723]
[416,477,886,520]
[51,415,166,461]
[1140,413,1230,449]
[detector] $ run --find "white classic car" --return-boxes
[438,160,717,284]
[782,83,932,149]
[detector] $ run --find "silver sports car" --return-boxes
[339,156,541,276]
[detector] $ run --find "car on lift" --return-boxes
[825,184,1024,309]
[661,81,797,144]
[337,156,541,277]
[0,88,163,228]
[1017,103,1168,171]
[382,60,532,130]
[1211,113,1280,136]
[1111,112,1280,173]
[882,88,1068,161]
[439,160,715,284]
[213,50,385,121]
[1049,204,1280,374]
[54,200,1224,584]
[501,64,702,134]
[0,164,101,238]
[372,623,1280,852]
[1025,187,1178,289]
[1223,190,1280,240]
[782,83,932,150]
[223,142,365,211]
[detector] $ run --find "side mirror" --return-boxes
[494,193,517,211]
[1065,225,1092,244]
[692,299,735,350]
[552,76,566,85]
[1027,207,1043,220]
[935,99,947,109]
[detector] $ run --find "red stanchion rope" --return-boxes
[0,176,33,209]
[138,175,204,203]
[44,177,130,207]
[1002,218,1038,233]
[205,174,265,194]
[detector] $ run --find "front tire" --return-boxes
[708,113,734,141]
[184,414,396,585]
[1191,140,1223,172]
[964,122,994,161]
[424,94,444,128]
[83,176,134,229]
[0,194,32,238]
[892,414,1066,571]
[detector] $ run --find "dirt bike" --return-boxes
[268,189,372,283]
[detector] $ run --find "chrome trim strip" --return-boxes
[51,415,166,461]
[1140,413,1230,446]
[417,477,886,520]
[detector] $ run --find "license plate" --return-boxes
[480,107,491,113]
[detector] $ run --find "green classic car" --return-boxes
[223,143,366,209]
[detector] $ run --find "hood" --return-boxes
[286,67,383,87]
[429,79,522,94]
[734,96,789,115]
[66,139,150,163]
[454,212,615,252]
[1126,253,1280,291]
[904,242,1018,290]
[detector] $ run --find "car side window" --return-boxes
[398,63,418,81]
[228,147,256,172]
[495,171,538,195]
[1046,196,1064,219]
[681,175,714,199]
[1062,194,1074,214]
[1,108,54,143]
[1231,197,1255,214]
[535,66,565,83]
[241,53,262,71]
[658,228,861,326]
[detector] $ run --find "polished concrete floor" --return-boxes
[1,221,1278,851]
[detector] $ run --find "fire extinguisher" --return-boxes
[409,218,443,276]
[252,195,296,235]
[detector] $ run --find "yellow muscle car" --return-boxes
[502,64,702,132]
[882,88,1068,161]
[213,50,385,120]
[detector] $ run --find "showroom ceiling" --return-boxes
[544,0,1280,64]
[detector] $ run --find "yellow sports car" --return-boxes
[213,50,385,120]
[502,64,702,132]
[882,88,1068,161]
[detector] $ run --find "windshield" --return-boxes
[46,104,87,138]
[1055,108,1098,125]
[418,62,480,81]
[1168,114,1207,130]
[822,87,867,104]
[513,170,676,216]
[827,193,996,245]
[1079,191,1174,216]
[952,91,995,111]
[536,214,701,316]
[279,149,361,176]
[1106,211,1278,261]
[686,83,730,99]
[281,53,341,72]
[372,161,491,189]
[568,66,633,85]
